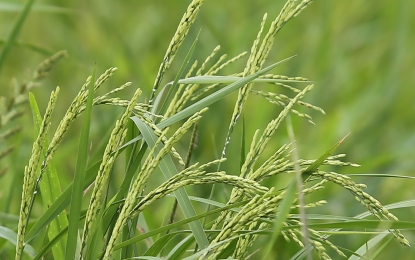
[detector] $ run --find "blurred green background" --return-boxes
[1,0,414,259]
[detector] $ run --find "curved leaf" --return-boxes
[133,117,209,249]
[65,66,96,260]
[348,233,390,260]
[121,56,295,150]
[165,235,195,260]
[0,226,37,258]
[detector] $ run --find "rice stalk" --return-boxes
[149,0,205,105]
[0,51,67,177]
[15,87,59,260]
[79,87,142,257]
[219,0,315,166]
[103,108,207,259]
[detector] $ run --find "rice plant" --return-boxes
[1,0,414,259]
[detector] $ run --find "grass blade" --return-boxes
[0,213,34,225]
[168,75,311,85]
[102,143,147,235]
[111,199,251,253]
[165,235,195,260]
[121,56,295,150]
[348,233,390,260]
[0,2,76,14]
[286,114,311,259]
[128,257,163,260]
[282,220,415,231]
[291,199,415,260]
[370,235,394,259]
[181,230,263,260]
[33,226,68,260]
[143,233,178,256]
[240,115,246,169]
[25,160,101,243]
[25,132,124,243]
[157,30,200,118]
[266,134,350,258]
[120,123,142,259]
[121,218,139,259]
[29,93,68,259]
[133,117,210,249]
[31,182,127,259]
[0,39,54,56]
[302,133,350,179]
[0,226,36,258]
[348,173,415,179]
[84,192,106,260]
[64,66,96,260]
[263,179,297,258]
[0,0,36,75]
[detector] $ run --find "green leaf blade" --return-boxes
[29,93,68,260]
[121,56,295,150]
[0,226,37,258]
[132,117,210,249]
[65,67,96,260]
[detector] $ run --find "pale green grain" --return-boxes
[15,87,59,260]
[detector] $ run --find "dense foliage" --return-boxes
[1,0,414,259]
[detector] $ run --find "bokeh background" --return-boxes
[1,0,414,259]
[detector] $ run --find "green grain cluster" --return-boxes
[15,87,59,260]
[80,87,142,256]
[150,0,205,104]
[3,0,412,260]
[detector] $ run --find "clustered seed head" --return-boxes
[104,108,208,259]
[80,87,142,256]
[94,98,161,119]
[241,84,315,179]
[129,169,267,221]
[33,51,68,81]
[16,87,59,260]
[173,47,225,109]
[313,171,409,247]
[11,1,407,259]
[42,68,118,177]
[150,0,205,104]
[135,114,185,165]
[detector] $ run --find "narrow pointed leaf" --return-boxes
[25,160,101,243]
[0,226,36,258]
[302,133,350,179]
[29,93,68,259]
[65,67,96,260]
[143,233,178,256]
[263,179,296,258]
[268,134,350,258]
[121,56,295,149]
[111,199,250,253]
[348,173,415,179]
[165,235,195,260]
[0,0,36,74]
[101,144,147,236]
[167,75,312,85]
[348,233,390,260]
[157,31,200,118]
[132,117,209,249]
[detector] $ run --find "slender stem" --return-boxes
[0,0,36,76]
[286,114,312,260]
[168,123,199,226]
